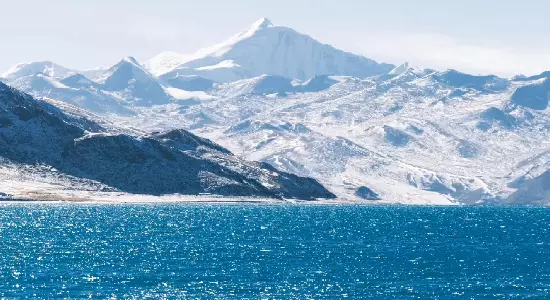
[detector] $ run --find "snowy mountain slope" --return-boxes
[8,73,133,115]
[162,74,214,92]
[2,57,179,112]
[144,51,191,76]
[1,61,108,82]
[0,82,334,200]
[79,66,110,81]
[152,18,394,82]
[505,171,550,205]
[97,57,174,106]
[1,61,75,80]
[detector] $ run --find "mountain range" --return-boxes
[2,18,550,204]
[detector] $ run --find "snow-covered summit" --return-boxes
[148,18,394,82]
[188,17,277,61]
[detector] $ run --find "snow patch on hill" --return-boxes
[166,87,215,101]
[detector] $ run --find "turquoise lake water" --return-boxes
[0,204,549,298]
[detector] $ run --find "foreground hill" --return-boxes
[0,82,335,200]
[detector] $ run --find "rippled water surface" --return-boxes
[1,204,550,298]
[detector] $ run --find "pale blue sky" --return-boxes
[2,0,550,76]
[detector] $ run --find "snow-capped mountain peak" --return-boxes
[149,18,394,82]
[189,18,276,61]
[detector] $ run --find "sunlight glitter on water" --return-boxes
[0,204,549,298]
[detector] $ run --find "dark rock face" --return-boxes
[0,84,86,165]
[0,82,335,200]
[61,134,268,196]
[150,129,232,154]
[355,186,380,200]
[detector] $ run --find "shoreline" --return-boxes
[0,193,365,205]
[1,195,546,206]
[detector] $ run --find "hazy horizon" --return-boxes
[2,0,550,77]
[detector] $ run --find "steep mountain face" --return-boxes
[0,82,334,200]
[152,18,394,82]
[144,51,190,77]
[148,129,334,199]
[97,57,174,106]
